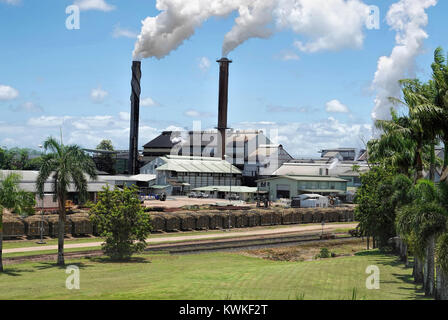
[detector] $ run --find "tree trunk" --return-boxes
[0,212,3,273]
[404,243,409,267]
[424,235,436,296]
[436,264,442,300]
[399,239,408,264]
[415,146,424,182]
[438,268,448,300]
[57,194,66,266]
[430,142,436,182]
[444,139,448,172]
[414,256,424,284]
[367,236,370,250]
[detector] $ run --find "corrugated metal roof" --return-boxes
[129,174,156,182]
[193,186,258,193]
[156,156,242,174]
[299,189,346,194]
[258,175,348,183]
[1,170,111,193]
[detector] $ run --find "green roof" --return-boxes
[299,189,346,195]
[156,155,242,174]
[257,175,348,183]
[193,186,258,193]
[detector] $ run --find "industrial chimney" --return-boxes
[128,61,142,175]
[217,58,232,160]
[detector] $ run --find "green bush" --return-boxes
[90,186,152,260]
[319,248,331,258]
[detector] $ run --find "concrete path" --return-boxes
[4,223,357,254]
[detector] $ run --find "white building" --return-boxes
[141,130,293,181]
[295,194,329,208]
[142,155,242,196]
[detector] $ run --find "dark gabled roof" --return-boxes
[143,132,175,149]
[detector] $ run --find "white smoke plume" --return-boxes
[222,0,277,57]
[371,0,437,120]
[275,0,370,53]
[133,0,372,60]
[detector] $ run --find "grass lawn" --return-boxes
[0,250,426,300]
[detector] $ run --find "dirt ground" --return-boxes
[241,238,367,262]
[143,196,254,209]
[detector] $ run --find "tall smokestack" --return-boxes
[217,58,232,160]
[128,61,142,175]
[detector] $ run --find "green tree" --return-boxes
[0,172,36,272]
[429,47,448,170]
[368,111,415,176]
[95,140,116,175]
[90,186,151,261]
[374,80,437,181]
[395,180,447,296]
[354,166,396,249]
[36,137,97,265]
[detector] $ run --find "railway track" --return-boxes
[3,231,355,265]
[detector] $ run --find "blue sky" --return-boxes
[0,0,447,157]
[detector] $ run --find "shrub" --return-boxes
[90,186,152,260]
[319,247,331,258]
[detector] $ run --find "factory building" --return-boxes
[146,155,242,196]
[0,170,111,209]
[257,175,348,201]
[320,148,359,161]
[0,170,157,209]
[272,161,369,188]
[141,129,292,185]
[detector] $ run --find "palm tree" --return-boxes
[411,180,446,296]
[36,137,97,265]
[413,48,448,173]
[0,172,35,272]
[369,109,415,176]
[395,179,447,297]
[375,80,436,182]
[431,47,448,170]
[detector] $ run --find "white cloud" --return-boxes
[199,57,211,72]
[73,0,115,12]
[11,101,43,113]
[119,112,130,121]
[90,86,108,103]
[237,118,372,157]
[184,109,214,118]
[325,99,349,113]
[0,85,19,101]
[2,112,164,150]
[27,116,72,127]
[72,115,114,130]
[141,97,158,107]
[280,51,299,61]
[112,24,138,39]
[267,105,313,113]
[0,0,21,5]
[371,0,437,120]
